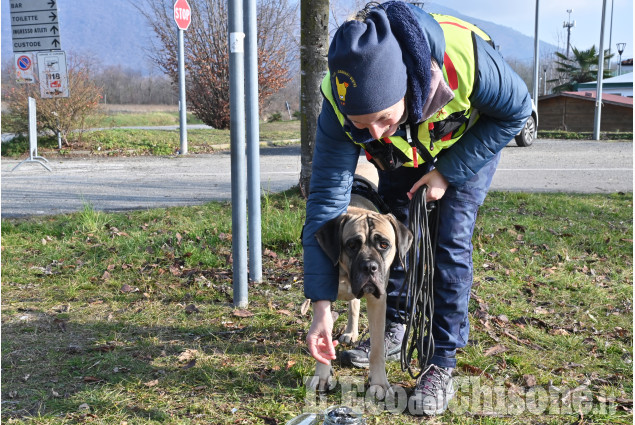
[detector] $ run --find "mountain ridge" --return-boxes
[1,0,557,75]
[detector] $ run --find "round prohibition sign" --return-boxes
[17,55,32,71]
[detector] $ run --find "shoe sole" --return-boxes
[345,352,401,369]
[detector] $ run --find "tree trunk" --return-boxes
[299,0,329,198]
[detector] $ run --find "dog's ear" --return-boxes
[388,215,413,267]
[315,215,348,266]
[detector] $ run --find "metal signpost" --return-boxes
[174,0,191,155]
[245,0,262,285]
[10,0,67,171]
[229,0,249,308]
[12,97,51,172]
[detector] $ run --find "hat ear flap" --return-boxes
[315,214,349,266]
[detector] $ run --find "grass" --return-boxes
[83,111,204,128]
[1,190,632,424]
[1,117,301,158]
[538,130,633,140]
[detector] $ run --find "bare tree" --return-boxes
[93,66,176,105]
[2,56,102,145]
[299,0,329,198]
[138,0,297,129]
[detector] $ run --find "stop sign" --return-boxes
[174,0,191,30]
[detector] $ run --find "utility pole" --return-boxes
[532,0,540,106]
[593,0,608,141]
[563,9,575,58]
[608,0,614,72]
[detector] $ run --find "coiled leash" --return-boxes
[399,185,439,379]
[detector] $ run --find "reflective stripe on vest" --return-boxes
[321,14,491,169]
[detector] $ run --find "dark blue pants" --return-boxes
[377,153,501,368]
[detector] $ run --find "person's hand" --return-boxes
[407,169,449,202]
[306,300,338,365]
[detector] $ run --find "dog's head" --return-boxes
[316,207,413,299]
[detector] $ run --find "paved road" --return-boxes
[1,140,632,218]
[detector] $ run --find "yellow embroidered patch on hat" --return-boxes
[334,71,357,105]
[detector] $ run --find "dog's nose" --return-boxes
[363,261,379,275]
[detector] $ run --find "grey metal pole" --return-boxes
[244,0,262,283]
[593,0,608,141]
[229,0,249,308]
[608,0,614,72]
[532,0,540,107]
[178,28,188,155]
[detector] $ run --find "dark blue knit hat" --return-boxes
[328,7,407,116]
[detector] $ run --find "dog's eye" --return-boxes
[376,238,390,250]
[346,239,361,251]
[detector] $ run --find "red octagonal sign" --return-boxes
[174,0,191,30]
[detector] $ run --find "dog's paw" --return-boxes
[367,380,392,401]
[339,331,359,344]
[306,375,335,393]
[307,363,335,393]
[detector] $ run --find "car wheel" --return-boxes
[515,115,536,147]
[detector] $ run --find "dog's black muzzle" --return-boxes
[352,258,385,299]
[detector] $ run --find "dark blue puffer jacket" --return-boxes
[303,4,532,302]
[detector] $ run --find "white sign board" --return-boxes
[15,52,36,83]
[10,0,61,53]
[37,51,69,98]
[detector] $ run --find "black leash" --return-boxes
[399,185,439,379]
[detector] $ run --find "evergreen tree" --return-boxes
[549,46,613,93]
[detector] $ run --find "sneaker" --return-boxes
[339,321,404,368]
[410,364,455,416]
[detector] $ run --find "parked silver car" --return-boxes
[514,101,538,147]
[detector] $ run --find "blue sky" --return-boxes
[440,0,633,60]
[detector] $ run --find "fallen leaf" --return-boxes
[175,232,182,245]
[534,306,553,315]
[182,359,196,369]
[184,304,200,314]
[523,374,537,387]
[549,328,570,336]
[102,271,111,280]
[83,376,102,383]
[300,299,311,316]
[459,364,493,380]
[144,379,159,387]
[233,309,254,318]
[277,309,292,316]
[120,284,139,293]
[286,360,296,370]
[264,249,278,258]
[178,349,198,362]
[484,344,507,357]
[257,415,279,425]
